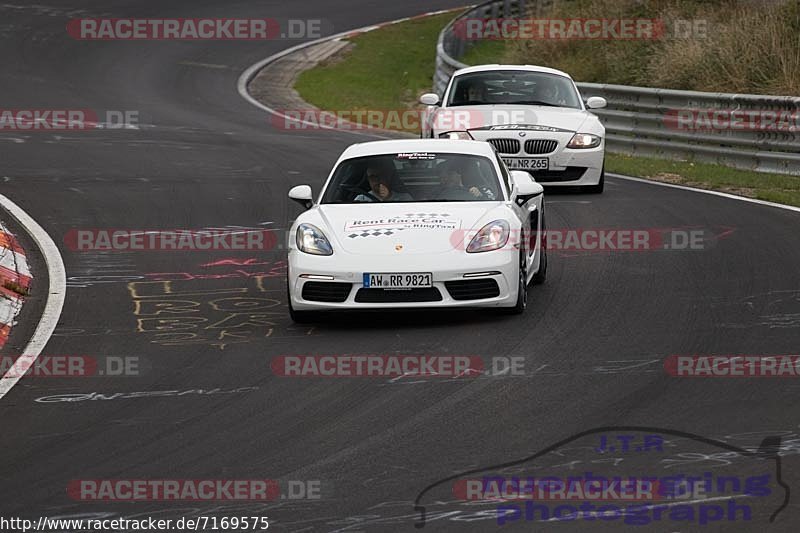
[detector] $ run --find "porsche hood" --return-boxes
[314,203,509,256]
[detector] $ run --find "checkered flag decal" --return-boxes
[347,228,407,239]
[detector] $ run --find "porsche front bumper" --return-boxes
[287,248,520,310]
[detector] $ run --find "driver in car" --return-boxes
[354,167,413,202]
[436,162,496,200]
[535,77,566,106]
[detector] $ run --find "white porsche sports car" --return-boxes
[420,64,607,193]
[286,139,546,322]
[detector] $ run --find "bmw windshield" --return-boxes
[447,70,582,109]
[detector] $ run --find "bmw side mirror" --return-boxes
[586,96,607,109]
[288,185,313,210]
[419,93,440,106]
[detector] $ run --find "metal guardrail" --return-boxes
[434,0,800,175]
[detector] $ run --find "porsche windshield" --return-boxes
[321,152,504,203]
[447,70,582,109]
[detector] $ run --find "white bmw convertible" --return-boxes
[286,139,546,322]
[420,64,607,193]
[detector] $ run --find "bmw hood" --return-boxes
[314,203,508,256]
[434,104,592,134]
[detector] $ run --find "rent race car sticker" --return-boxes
[345,214,460,236]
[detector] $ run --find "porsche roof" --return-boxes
[339,139,498,159]
[452,64,573,80]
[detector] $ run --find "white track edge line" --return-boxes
[607,173,800,214]
[236,8,470,140]
[0,194,66,399]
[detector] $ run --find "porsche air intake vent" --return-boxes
[445,279,501,300]
[301,282,352,302]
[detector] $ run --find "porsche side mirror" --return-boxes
[419,93,440,106]
[288,185,313,210]
[510,171,544,206]
[586,96,607,109]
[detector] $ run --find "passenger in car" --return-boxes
[466,80,488,103]
[435,162,496,200]
[354,167,414,202]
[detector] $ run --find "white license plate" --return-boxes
[363,272,432,289]
[503,157,549,171]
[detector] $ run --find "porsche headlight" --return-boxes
[467,220,510,253]
[567,133,602,149]
[439,131,473,140]
[296,223,333,255]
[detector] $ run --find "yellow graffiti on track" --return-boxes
[128,278,303,350]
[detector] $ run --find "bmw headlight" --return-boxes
[296,223,333,255]
[566,133,602,149]
[467,220,510,253]
[439,131,473,140]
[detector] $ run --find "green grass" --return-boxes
[463,0,800,95]
[606,154,800,207]
[295,12,462,120]
[460,40,507,65]
[294,12,800,207]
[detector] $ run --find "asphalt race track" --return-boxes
[1,1,799,532]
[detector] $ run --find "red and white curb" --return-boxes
[0,194,65,400]
[0,222,31,348]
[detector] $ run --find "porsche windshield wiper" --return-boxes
[449,101,490,107]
